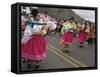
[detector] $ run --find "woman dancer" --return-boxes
[77,21,88,47]
[59,17,76,53]
[21,9,48,69]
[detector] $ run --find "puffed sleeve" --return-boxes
[21,25,33,44]
[24,25,33,37]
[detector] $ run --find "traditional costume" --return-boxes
[60,19,76,53]
[21,20,47,61]
[77,24,88,47]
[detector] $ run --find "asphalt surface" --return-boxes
[21,33,95,71]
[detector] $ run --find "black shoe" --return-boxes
[65,49,70,53]
[27,60,32,68]
[27,63,31,68]
[34,63,40,69]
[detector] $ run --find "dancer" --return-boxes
[77,21,88,47]
[59,17,76,53]
[21,9,48,69]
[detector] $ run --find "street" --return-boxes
[21,33,95,71]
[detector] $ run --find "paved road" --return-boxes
[46,34,95,67]
[21,33,95,71]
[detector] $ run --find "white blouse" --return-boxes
[21,20,44,44]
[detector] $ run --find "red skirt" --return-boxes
[77,31,87,44]
[21,35,47,61]
[60,32,74,45]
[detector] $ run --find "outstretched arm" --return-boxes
[33,25,48,36]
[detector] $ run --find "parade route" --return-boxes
[21,34,95,71]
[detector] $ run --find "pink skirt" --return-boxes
[77,31,87,44]
[21,35,47,61]
[60,32,74,45]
